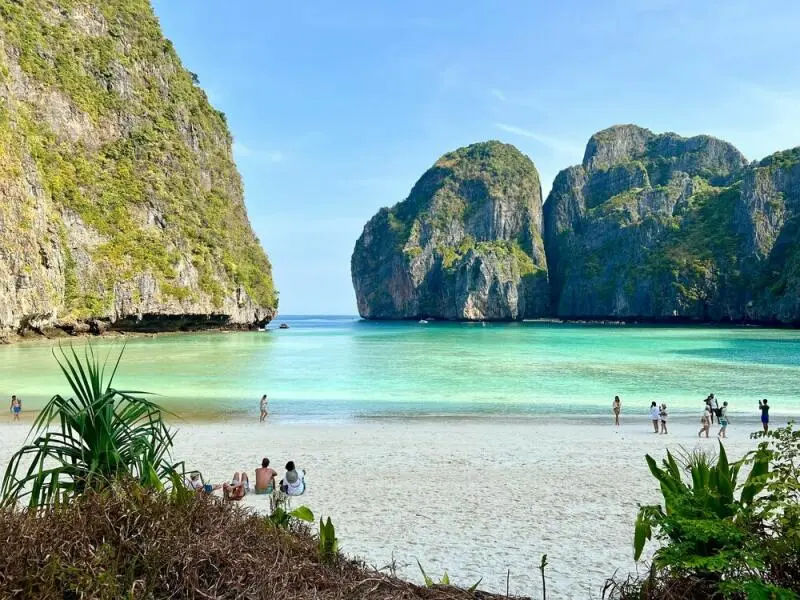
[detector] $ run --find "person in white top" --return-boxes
[281,461,306,496]
[259,394,269,422]
[649,402,660,433]
[659,404,668,435]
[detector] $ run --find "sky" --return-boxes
[151,0,800,316]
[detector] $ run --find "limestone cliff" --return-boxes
[544,125,800,324]
[351,141,549,320]
[0,0,276,339]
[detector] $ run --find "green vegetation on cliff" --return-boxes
[543,125,800,323]
[0,0,275,328]
[352,141,549,320]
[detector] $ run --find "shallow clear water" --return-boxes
[1,317,799,421]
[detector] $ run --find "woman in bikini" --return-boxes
[612,396,621,427]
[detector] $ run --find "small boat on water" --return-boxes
[279,323,289,329]
[418,319,428,324]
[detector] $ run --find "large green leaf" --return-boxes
[741,448,770,507]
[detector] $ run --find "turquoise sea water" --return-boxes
[1,317,799,421]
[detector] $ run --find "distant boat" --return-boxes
[418,319,428,324]
[279,323,289,329]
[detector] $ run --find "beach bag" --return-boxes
[714,408,722,417]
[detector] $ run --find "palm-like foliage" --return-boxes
[1,344,178,508]
[634,442,770,571]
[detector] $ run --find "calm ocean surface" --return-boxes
[1,316,799,421]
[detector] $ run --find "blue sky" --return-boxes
[152,0,800,315]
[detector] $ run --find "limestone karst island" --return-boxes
[352,128,800,325]
[1,1,799,600]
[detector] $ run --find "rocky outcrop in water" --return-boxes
[354,126,800,325]
[351,141,549,320]
[544,125,800,324]
[0,0,276,340]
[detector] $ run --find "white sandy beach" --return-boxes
[0,415,767,599]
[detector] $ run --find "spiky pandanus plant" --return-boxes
[1,344,178,508]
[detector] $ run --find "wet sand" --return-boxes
[0,415,765,599]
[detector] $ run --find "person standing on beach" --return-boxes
[10,395,21,421]
[759,399,770,433]
[649,402,660,433]
[259,394,268,422]
[704,395,715,424]
[659,404,668,435]
[613,396,621,427]
[698,407,711,438]
[718,401,729,438]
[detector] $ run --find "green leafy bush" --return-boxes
[617,427,800,599]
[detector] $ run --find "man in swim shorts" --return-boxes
[255,457,277,494]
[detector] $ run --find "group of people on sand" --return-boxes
[611,394,773,438]
[186,457,305,501]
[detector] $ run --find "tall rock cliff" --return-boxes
[0,0,276,338]
[351,141,549,320]
[544,125,800,324]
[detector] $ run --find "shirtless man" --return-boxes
[259,394,268,422]
[255,458,277,495]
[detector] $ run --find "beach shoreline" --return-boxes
[0,415,765,598]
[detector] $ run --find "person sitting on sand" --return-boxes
[649,402,660,433]
[255,458,277,495]
[659,404,668,435]
[612,396,621,427]
[223,472,249,501]
[185,472,221,493]
[698,408,711,438]
[280,461,305,496]
[759,398,770,433]
[718,401,730,438]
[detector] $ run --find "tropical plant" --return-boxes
[1,344,178,508]
[417,560,450,587]
[318,516,339,563]
[416,560,482,592]
[633,442,769,568]
[267,490,315,529]
[747,423,800,591]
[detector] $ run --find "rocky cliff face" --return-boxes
[544,125,800,324]
[351,141,549,320]
[0,0,276,339]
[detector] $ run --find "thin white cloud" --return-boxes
[490,88,507,102]
[494,123,583,155]
[233,141,284,163]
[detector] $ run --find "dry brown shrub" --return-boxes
[0,482,525,599]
